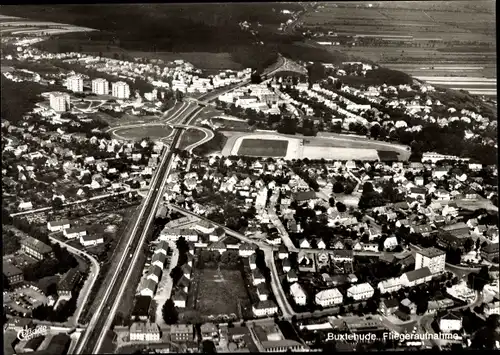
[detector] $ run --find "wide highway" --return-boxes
[74,106,203,355]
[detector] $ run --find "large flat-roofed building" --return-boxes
[112,81,130,99]
[49,92,70,112]
[66,75,84,92]
[20,236,54,260]
[92,78,109,95]
[415,247,446,274]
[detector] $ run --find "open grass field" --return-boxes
[178,129,206,150]
[112,125,172,141]
[237,138,289,157]
[195,269,251,318]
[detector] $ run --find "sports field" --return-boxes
[237,138,289,157]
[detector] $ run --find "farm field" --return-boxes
[195,269,251,318]
[237,138,289,157]
[112,125,172,141]
[305,2,496,96]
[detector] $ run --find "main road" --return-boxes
[74,105,204,355]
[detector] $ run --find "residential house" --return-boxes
[278,245,289,260]
[209,241,227,254]
[432,167,449,179]
[239,243,257,257]
[331,250,353,263]
[63,226,87,239]
[172,290,187,308]
[383,236,398,250]
[409,187,426,199]
[400,267,433,287]
[253,300,278,317]
[257,283,270,301]
[299,238,311,249]
[139,277,157,297]
[287,270,299,283]
[380,298,399,316]
[201,323,219,341]
[484,301,500,316]
[47,219,71,232]
[80,234,104,247]
[252,269,265,285]
[151,252,167,269]
[131,296,152,321]
[481,243,499,262]
[315,288,343,307]
[249,254,257,270]
[282,258,292,273]
[290,282,307,306]
[439,312,463,333]
[147,265,163,283]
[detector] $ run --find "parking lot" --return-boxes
[4,284,48,316]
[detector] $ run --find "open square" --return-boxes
[237,138,289,157]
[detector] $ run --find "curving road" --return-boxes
[49,236,100,327]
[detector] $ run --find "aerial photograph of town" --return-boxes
[1,1,498,354]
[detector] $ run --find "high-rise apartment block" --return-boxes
[66,75,84,92]
[49,92,71,112]
[415,247,446,274]
[91,78,109,95]
[112,81,130,99]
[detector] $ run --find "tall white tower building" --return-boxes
[91,78,109,95]
[112,81,130,99]
[49,92,71,112]
[66,75,84,92]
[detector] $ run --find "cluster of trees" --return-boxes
[467,266,492,291]
[198,250,240,269]
[32,270,87,322]
[358,182,386,210]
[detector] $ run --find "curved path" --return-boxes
[49,236,100,327]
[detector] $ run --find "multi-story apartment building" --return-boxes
[92,78,109,95]
[112,81,130,99]
[20,236,54,260]
[3,262,24,285]
[49,92,70,112]
[129,322,161,342]
[315,288,343,307]
[347,283,374,301]
[170,324,193,342]
[66,75,84,92]
[415,247,446,274]
[57,267,81,298]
